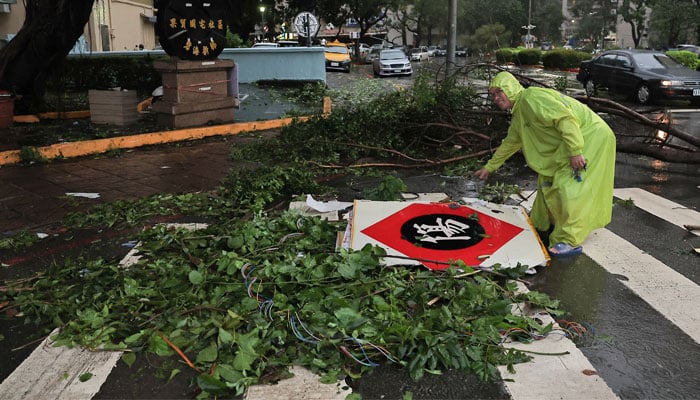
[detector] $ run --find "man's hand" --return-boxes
[473,168,490,181]
[570,154,586,170]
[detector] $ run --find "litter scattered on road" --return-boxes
[65,192,101,199]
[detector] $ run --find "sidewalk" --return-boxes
[0,139,236,234]
[0,83,308,235]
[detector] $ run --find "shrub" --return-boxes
[225,29,245,48]
[46,54,167,97]
[542,49,592,69]
[666,50,700,71]
[495,48,516,63]
[514,49,541,66]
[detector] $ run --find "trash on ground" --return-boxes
[65,192,100,199]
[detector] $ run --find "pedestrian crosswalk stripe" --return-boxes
[584,229,700,344]
[497,282,619,400]
[613,188,700,236]
[0,329,121,400]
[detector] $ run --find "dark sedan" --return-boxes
[576,49,700,105]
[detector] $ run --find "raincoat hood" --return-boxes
[489,72,524,104]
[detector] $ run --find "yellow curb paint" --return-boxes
[13,115,41,123]
[1,97,333,166]
[323,96,332,114]
[0,117,306,166]
[13,111,92,123]
[0,150,20,165]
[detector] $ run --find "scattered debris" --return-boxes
[65,192,100,199]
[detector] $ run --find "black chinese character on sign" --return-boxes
[401,214,485,250]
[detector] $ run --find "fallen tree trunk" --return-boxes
[616,141,700,163]
[574,95,700,149]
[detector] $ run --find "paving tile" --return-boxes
[0,138,235,235]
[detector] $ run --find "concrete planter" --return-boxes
[88,89,138,125]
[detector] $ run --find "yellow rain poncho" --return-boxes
[483,72,616,247]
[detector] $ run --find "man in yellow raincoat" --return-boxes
[474,71,616,257]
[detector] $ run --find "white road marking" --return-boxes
[498,282,619,400]
[500,332,618,400]
[584,229,700,344]
[613,188,700,236]
[244,366,350,400]
[0,331,121,400]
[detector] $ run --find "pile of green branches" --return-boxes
[2,212,563,398]
[229,72,509,174]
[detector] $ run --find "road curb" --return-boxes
[0,97,332,166]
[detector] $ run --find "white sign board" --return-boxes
[293,12,319,37]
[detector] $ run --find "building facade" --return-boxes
[0,0,156,52]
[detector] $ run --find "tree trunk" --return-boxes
[617,142,700,163]
[0,0,96,111]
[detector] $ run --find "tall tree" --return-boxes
[465,23,512,53]
[460,0,524,47]
[570,0,616,48]
[287,0,395,51]
[0,0,96,109]
[531,0,564,43]
[618,0,649,48]
[344,0,398,42]
[385,1,414,47]
[647,0,700,47]
[391,0,446,47]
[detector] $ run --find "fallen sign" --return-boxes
[348,197,549,271]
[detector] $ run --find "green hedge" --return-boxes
[514,49,542,65]
[665,50,700,71]
[542,49,591,69]
[46,54,168,96]
[495,48,592,68]
[495,48,516,63]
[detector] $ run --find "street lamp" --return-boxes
[258,5,266,41]
[521,0,535,48]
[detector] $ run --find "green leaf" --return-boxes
[334,307,366,330]
[218,327,234,344]
[149,334,174,357]
[337,262,357,279]
[319,369,339,383]
[79,372,93,382]
[233,329,260,371]
[196,343,218,363]
[123,331,144,345]
[121,352,136,368]
[196,373,229,394]
[168,368,182,382]
[189,270,204,285]
[216,363,244,383]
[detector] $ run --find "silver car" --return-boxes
[365,47,382,64]
[373,49,412,77]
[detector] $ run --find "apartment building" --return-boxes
[0,0,156,52]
